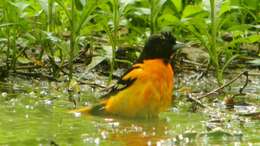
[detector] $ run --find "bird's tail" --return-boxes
[68,103,106,115]
[68,106,92,114]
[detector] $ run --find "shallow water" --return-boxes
[0,72,260,146]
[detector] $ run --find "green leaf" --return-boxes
[42,31,60,43]
[37,0,48,14]
[75,0,83,10]
[230,0,240,6]
[232,34,260,45]
[0,23,17,28]
[218,0,231,16]
[103,45,113,60]
[54,0,71,22]
[244,0,258,10]
[221,54,239,74]
[158,14,180,26]
[84,56,106,71]
[170,0,182,12]
[244,35,260,43]
[182,5,204,18]
[17,56,32,64]
[9,1,30,11]
[80,0,87,6]
[227,24,251,32]
[75,0,98,34]
[167,0,181,18]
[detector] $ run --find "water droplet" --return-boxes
[234,142,240,146]
[94,138,100,145]
[44,99,52,105]
[184,137,189,143]
[13,84,19,90]
[178,134,183,140]
[156,141,162,146]
[29,91,36,98]
[1,92,7,97]
[40,90,48,96]
[109,122,120,128]
[73,112,81,118]
[147,141,152,146]
[165,117,171,122]
[101,131,108,139]
[104,118,114,122]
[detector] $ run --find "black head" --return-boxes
[138,32,177,62]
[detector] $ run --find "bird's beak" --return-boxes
[173,41,185,52]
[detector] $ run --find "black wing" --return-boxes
[100,66,140,99]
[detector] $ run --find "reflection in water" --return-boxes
[96,117,176,146]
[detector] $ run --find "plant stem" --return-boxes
[210,0,222,85]
[47,0,59,77]
[109,0,119,82]
[150,0,154,34]
[3,0,11,71]
[69,0,75,81]
[48,0,53,32]
[149,0,159,34]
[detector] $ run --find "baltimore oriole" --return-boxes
[71,32,179,118]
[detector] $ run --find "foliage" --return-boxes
[155,0,259,84]
[0,0,259,85]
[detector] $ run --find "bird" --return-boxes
[71,32,180,118]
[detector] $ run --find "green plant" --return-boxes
[156,0,259,85]
[157,0,206,38]
[197,0,258,84]
[54,0,98,80]
[209,0,221,84]
[0,0,32,72]
[0,0,259,86]
[97,0,121,82]
[178,0,240,85]
[149,0,164,34]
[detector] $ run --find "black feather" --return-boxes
[100,66,140,99]
[138,32,176,62]
[89,103,106,115]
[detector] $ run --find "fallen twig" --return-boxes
[229,71,249,99]
[239,71,249,94]
[77,80,107,89]
[187,94,208,108]
[197,71,249,100]
[181,59,206,67]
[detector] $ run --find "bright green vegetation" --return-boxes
[0,0,260,145]
[0,0,259,84]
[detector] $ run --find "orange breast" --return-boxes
[105,59,174,118]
